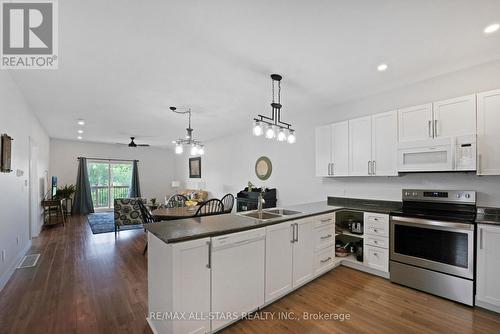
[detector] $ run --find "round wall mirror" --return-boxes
[255,156,272,181]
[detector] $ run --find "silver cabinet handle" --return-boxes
[328,163,331,176]
[368,161,372,175]
[373,240,378,244]
[295,223,299,242]
[320,234,332,240]
[428,120,433,138]
[478,154,482,175]
[331,163,334,176]
[373,252,379,257]
[480,227,484,250]
[372,161,376,175]
[206,241,212,269]
[321,218,332,223]
[320,257,332,263]
[434,120,438,137]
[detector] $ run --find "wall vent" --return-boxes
[17,254,40,269]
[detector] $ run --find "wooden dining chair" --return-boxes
[194,199,224,217]
[221,193,235,213]
[138,201,156,255]
[165,194,189,208]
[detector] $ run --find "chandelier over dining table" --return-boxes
[252,74,296,144]
[170,106,205,155]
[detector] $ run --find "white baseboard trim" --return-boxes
[0,240,32,292]
[475,300,500,314]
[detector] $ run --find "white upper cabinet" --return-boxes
[477,89,500,175]
[433,95,476,138]
[349,116,372,176]
[315,125,332,177]
[372,111,398,176]
[398,103,433,142]
[331,121,349,176]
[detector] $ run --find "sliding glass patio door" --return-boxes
[87,160,133,210]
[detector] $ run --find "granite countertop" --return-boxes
[476,207,500,226]
[145,198,402,244]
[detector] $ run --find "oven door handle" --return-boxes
[390,216,474,231]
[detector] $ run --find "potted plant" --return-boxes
[150,198,158,210]
[56,184,75,199]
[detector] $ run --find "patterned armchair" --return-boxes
[114,198,147,234]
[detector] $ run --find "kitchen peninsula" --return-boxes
[146,197,400,334]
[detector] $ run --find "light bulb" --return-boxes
[198,146,205,155]
[265,125,276,139]
[277,128,287,141]
[190,145,198,156]
[287,130,296,144]
[175,143,183,154]
[253,120,263,136]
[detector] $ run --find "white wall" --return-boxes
[0,72,50,290]
[174,59,500,207]
[50,139,177,203]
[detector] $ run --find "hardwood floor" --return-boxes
[1,215,499,334]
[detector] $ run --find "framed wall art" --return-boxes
[1,134,13,173]
[189,157,201,178]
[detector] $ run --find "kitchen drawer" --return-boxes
[314,224,335,250]
[364,212,389,237]
[314,246,336,276]
[364,235,389,249]
[312,213,335,228]
[364,245,389,272]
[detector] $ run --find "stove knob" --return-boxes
[465,194,471,199]
[412,192,418,196]
[404,192,410,196]
[456,194,462,198]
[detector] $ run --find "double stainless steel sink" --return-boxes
[238,208,302,221]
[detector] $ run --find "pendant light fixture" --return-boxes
[170,106,205,155]
[253,74,295,144]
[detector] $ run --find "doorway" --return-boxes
[87,160,133,210]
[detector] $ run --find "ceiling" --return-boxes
[10,0,500,147]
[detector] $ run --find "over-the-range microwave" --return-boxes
[398,134,476,172]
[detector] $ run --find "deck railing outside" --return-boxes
[90,185,130,208]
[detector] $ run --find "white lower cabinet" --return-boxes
[148,234,211,334]
[265,218,316,303]
[476,224,500,312]
[363,212,389,273]
[314,245,336,276]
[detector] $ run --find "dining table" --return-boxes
[151,206,200,220]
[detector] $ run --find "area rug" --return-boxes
[87,212,142,234]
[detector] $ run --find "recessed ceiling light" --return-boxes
[77,119,85,126]
[377,64,388,72]
[77,136,83,140]
[484,23,500,34]
[77,129,84,134]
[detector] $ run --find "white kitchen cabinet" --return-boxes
[292,219,315,287]
[476,224,500,313]
[265,221,294,302]
[364,245,389,272]
[315,125,331,177]
[433,95,476,138]
[398,103,433,142]
[477,89,500,175]
[148,234,211,334]
[363,212,389,273]
[315,121,349,177]
[349,116,372,176]
[331,121,349,176]
[371,111,398,176]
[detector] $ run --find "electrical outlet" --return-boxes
[1,250,6,262]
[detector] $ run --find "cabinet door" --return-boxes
[372,111,398,176]
[315,125,331,176]
[398,103,433,142]
[265,222,294,302]
[477,224,500,309]
[172,238,211,334]
[477,89,500,175]
[349,116,372,176]
[292,219,315,287]
[364,245,389,272]
[433,95,476,138]
[331,121,349,176]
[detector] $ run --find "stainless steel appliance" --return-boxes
[390,189,476,306]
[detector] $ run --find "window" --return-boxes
[87,160,133,209]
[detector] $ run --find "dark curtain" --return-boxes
[72,157,94,214]
[129,160,141,198]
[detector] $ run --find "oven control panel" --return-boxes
[402,189,476,204]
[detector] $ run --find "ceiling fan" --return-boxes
[123,137,150,148]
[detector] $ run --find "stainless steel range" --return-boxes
[390,189,476,306]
